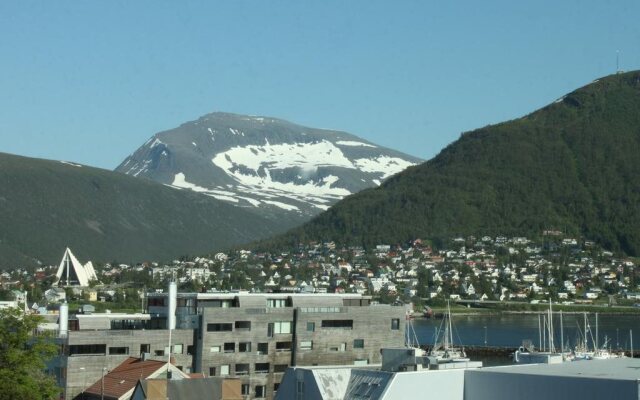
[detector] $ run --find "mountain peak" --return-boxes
[116,113,421,224]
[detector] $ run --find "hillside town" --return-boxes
[2,233,638,311]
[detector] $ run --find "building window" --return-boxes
[140,344,150,354]
[296,380,304,400]
[235,321,251,331]
[239,342,251,352]
[299,341,313,350]
[224,342,235,353]
[235,363,250,375]
[269,321,292,336]
[353,339,364,349]
[329,343,346,352]
[154,350,164,356]
[207,323,233,332]
[187,345,194,355]
[257,343,269,355]
[354,359,369,366]
[210,346,221,353]
[276,341,292,352]
[108,347,128,355]
[209,367,216,377]
[255,363,270,374]
[241,384,251,396]
[220,365,230,376]
[267,298,289,308]
[391,318,400,330]
[306,322,315,332]
[255,385,267,398]
[274,383,280,392]
[274,364,288,373]
[173,344,183,354]
[321,319,353,329]
[69,344,106,356]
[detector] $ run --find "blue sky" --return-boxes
[1,1,639,169]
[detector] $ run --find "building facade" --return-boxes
[56,290,405,400]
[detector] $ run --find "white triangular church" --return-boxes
[55,248,98,287]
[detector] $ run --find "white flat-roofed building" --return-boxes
[277,358,640,400]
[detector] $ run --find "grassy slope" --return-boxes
[0,153,294,267]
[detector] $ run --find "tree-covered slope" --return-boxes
[0,152,295,267]
[264,71,640,255]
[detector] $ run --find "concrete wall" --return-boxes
[62,329,194,400]
[197,301,405,400]
[295,305,405,367]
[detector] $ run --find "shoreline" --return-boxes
[412,310,640,318]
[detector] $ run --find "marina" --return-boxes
[412,312,640,365]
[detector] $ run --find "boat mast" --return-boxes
[595,313,599,353]
[560,309,564,355]
[548,300,554,353]
[538,314,542,350]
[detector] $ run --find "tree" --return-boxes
[0,308,60,399]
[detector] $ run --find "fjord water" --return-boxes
[413,314,640,351]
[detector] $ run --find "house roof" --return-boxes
[83,358,173,400]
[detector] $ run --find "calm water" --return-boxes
[411,313,640,351]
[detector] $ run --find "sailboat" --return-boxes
[513,300,564,364]
[573,313,625,360]
[429,301,470,363]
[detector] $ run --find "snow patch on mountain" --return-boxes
[354,156,415,179]
[336,140,376,148]
[60,161,82,167]
[263,200,299,211]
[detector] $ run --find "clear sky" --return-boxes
[1,1,639,169]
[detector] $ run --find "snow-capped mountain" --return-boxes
[116,112,421,219]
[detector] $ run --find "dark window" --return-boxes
[140,344,150,354]
[155,350,165,356]
[235,363,250,375]
[306,322,315,332]
[147,297,165,306]
[255,385,267,398]
[235,321,251,331]
[257,343,269,355]
[391,318,400,330]
[241,384,251,395]
[207,323,233,332]
[353,339,365,349]
[276,341,292,352]
[321,319,353,329]
[274,383,280,392]
[209,367,216,377]
[255,363,270,374]
[187,345,194,355]
[108,346,129,355]
[224,342,235,353]
[239,342,251,352]
[69,344,106,356]
[274,364,288,373]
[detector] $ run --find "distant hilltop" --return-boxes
[260,71,640,256]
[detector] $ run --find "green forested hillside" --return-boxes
[263,71,640,255]
[0,153,294,267]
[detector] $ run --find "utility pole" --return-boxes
[101,367,106,400]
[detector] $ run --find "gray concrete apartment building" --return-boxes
[55,289,405,400]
